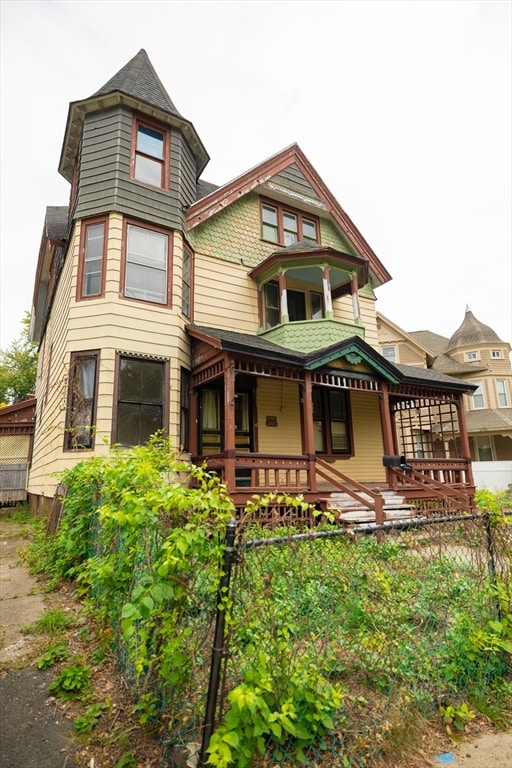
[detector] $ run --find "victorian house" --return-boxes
[28,50,478,521]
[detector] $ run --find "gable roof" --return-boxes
[186,144,392,287]
[187,325,474,392]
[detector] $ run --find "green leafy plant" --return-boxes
[48,662,91,700]
[74,702,108,734]
[36,642,69,669]
[440,702,475,733]
[113,752,137,768]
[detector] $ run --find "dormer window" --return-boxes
[491,350,502,359]
[466,351,479,361]
[261,200,319,245]
[131,116,169,189]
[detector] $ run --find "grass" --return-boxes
[23,608,74,635]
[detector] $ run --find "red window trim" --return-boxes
[130,113,170,191]
[63,350,100,451]
[76,216,109,301]
[120,218,173,308]
[260,197,320,246]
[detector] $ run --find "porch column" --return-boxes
[189,388,198,455]
[278,271,288,323]
[224,360,236,491]
[351,272,360,321]
[456,392,475,486]
[322,266,333,319]
[302,371,317,493]
[379,382,396,455]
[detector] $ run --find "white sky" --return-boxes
[0,0,510,350]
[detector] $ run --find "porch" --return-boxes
[186,327,477,525]
[192,451,476,524]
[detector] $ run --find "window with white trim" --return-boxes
[471,381,485,409]
[381,345,398,363]
[491,350,503,359]
[496,379,509,407]
[123,222,170,305]
[466,351,479,361]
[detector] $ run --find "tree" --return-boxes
[0,312,38,405]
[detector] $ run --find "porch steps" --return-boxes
[325,490,417,525]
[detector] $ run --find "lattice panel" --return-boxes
[0,434,30,461]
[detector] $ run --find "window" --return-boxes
[381,345,398,363]
[131,117,169,189]
[466,351,479,361]
[312,388,352,455]
[491,350,503,359]
[261,200,319,246]
[496,379,509,407]
[180,368,190,450]
[263,283,324,328]
[264,282,280,328]
[471,381,485,409]
[114,356,167,446]
[123,222,170,305]
[182,246,193,318]
[64,351,99,450]
[78,217,107,298]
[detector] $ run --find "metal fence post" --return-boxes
[484,512,502,621]
[198,517,238,767]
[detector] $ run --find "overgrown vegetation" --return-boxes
[27,442,512,767]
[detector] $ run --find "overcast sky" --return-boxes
[1,0,510,350]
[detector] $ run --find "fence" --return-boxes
[192,513,511,768]
[86,509,510,768]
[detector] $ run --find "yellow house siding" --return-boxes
[28,217,192,498]
[194,254,259,333]
[336,391,385,482]
[257,379,303,454]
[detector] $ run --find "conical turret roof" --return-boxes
[92,49,182,118]
[447,308,502,351]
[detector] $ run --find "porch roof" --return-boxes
[187,325,475,392]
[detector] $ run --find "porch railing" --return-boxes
[385,458,475,512]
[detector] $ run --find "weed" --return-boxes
[24,608,74,635]
[74,702,108,734]
[48,662,91,700]
[113,752,137,768]
[37,643,69,669]
[440,702,475,734]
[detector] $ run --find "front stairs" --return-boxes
[326,489,417,525]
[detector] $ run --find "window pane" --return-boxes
[331,422,348,452]
[472,381,484,409]
[135,155,163,186]
[311,291,323,319]
[137,125,164,159]
[265,282,279,308]
[303,218,317,240]
[126,226,168,303]
[83,223,104,296]
[287,290,306,321]
[312,390,326,452]
[283,212,298,245]
[67,354,97,449]
[497,379,508,407]
[117,358,164,446]
[329,391,347,420]
[262,205,277,225]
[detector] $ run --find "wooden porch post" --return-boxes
[350,273,360,321]
[278,271,288,323]
[379,382,396,455]
[224,360,236,492]
[302,371,317,492]
[189,389,198,455]
[322,266,333,318]
[456,392,475,486]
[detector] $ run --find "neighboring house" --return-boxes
[0,397,36,504]
[378,310,512,490]
[28,49,478,519]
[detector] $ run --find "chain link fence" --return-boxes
[194,513,511,767]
